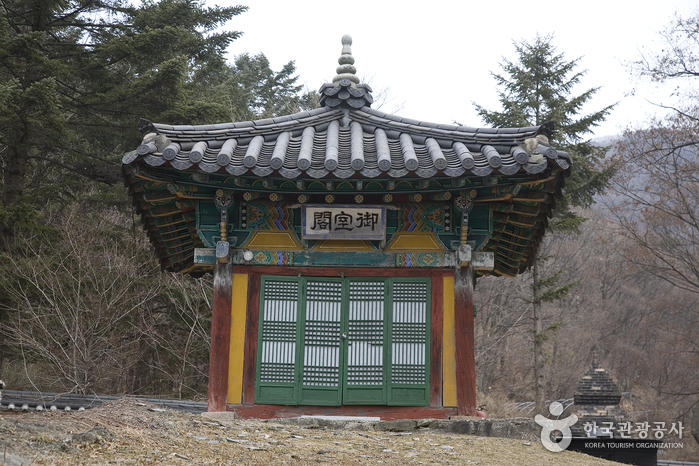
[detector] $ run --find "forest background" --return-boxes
[0,0,697,461]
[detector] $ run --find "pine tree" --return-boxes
[0,0,315,381]
[191,52,317,124]
[473,34,614,414]
[0,0,247,222]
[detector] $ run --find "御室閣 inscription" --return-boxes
[302,205,386,240]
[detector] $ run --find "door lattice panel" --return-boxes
[259,280,298,383]
[303,281,342,387]
[347,281,385,386]
[392,322,428,343]
[391,281,428,385]
[256,276,430,406]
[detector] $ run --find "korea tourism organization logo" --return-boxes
[534,403,686,453]
[535,402,578,452]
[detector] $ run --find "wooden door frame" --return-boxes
[239,266,451,409]
[252,274,433,407]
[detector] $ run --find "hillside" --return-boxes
[0,399,624,465]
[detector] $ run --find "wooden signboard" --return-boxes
[302,205,386,241]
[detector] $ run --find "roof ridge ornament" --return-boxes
[333,34,359,84]
[319,35,374,109]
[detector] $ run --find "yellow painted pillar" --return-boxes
[227,273,249,404]
[442,276,457,407]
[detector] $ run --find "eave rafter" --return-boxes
[121,35,571,277]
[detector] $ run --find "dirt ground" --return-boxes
[0,399,625,465]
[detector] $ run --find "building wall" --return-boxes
[224,266,458,411]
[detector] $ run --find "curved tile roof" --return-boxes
[0,389,206,414]
[571,357,629,439]
[126,107,570,181]
[121,35,572,277]
[125,34,570,182]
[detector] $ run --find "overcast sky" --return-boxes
[221,0,697,138]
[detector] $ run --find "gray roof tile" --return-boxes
[122,37,571,278]
[1,390,206,414]
[125,111,565,181]
[252,118,275,126]
[308,107,330,116]
[518,126,539,133]
[171,125,196,131]
[400,117,421,126]
[416,120,439,129]
[475,128,498,135]
[496,127,519,134]
[272,115,293,123]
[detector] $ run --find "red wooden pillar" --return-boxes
[454,265,476,415]
[208,260,233,412]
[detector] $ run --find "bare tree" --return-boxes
[0,206,162,394]
[608,121,699,295]
[134,273,212,399]
[610,8,699,294]
[0,204,213,398]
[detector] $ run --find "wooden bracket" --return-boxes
[458,244,471,267]
[472,252,495,271]
[216,241,229,264]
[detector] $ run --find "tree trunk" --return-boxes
[3,147,28,208]
[532,249,545,416]
[0,144,29,379]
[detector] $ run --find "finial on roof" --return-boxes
[591,348,600,369]
[319,35,374,110]
[333,34,360,84]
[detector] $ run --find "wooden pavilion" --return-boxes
[122,35,571,419]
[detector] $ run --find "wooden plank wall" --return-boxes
[242,272,261,405]
[442,275,457,407]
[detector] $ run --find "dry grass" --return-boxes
[475,392,529,419]
[0,399,625,465]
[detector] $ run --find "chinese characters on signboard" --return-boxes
[302,205,386,240]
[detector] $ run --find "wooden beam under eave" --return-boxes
[208,261,233,412]
[454,265,476,416]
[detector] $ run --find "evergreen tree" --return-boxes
[0,0,247,223]
[475,34,614,227]
[473,34,614,414]
[0,1,316,219]
[0,0,244,376]
[189,52,318,124]
[0,0,315,381]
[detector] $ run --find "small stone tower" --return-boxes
[571,354,628,438]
